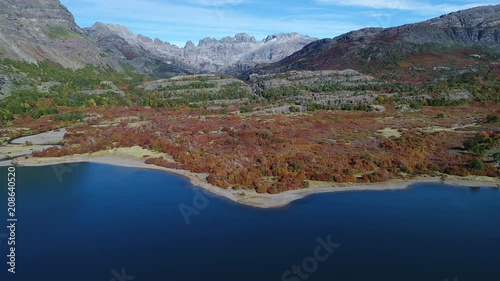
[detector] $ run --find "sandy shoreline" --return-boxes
[4,146,500,208]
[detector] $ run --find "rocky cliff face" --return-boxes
[0,0,116,69]
[377,5,500,48]
[251,5,500,77]
[0,0,315,78]
[84,23,193,78]
[3,0,496,81]
[183,32,316,73]
[85,23,316,76]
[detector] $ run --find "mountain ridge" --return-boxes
[85,22,317,76]
[0,1,499,80]
[248,4,500,78]
[0,0,316,78]
[0,0,119,69]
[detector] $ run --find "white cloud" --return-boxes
[62,0,363,42]
[61,0,497,45]
[316,0,413,10]
[314,0,497,14]
[187,0,246,6]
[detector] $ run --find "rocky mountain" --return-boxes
[83,23,194,78]
[0,0,315,78]
[250,5,500,79]
[85,23,316,76]
[184,32,317,74]
[0,0,117,69]
[2,0,497,81]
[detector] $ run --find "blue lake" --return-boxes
[1,163,499,281]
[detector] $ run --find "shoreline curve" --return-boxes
[3,146,500,208]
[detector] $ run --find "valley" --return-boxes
[1,2,500,281]
[0,2,499,199]
[1,57,498,197]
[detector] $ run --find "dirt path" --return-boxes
[10,129,67,145]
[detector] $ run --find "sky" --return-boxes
[60,0,497,47]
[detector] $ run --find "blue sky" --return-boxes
[60,0,497,47]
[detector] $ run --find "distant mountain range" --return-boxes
[85,23,316,77]
[250,5,500,79]
[0,0,315,78]
[0,0,499,79]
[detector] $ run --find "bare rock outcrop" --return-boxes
[251,5,500,76]
[0,0,118,69]
[85,23,316,76]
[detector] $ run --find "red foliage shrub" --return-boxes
[29,104,500,193]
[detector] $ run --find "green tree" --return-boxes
[486,114,499,123]
[0,108,13,125]
[87,98,97,107]
[492,153,500,164]
[470,159,484,170]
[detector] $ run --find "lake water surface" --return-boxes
[1,163,499,281]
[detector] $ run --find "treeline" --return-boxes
[0,59,146,124]
[0,89,131,121]
[259,81,416,101]
[1,59,146,87]
[32,109,500,194]
[139,82,254,108]
[424,70,500,102]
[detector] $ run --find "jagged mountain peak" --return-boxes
[185,40,196,48]
[199,33,257,46]
[198,37,218,46]
[89,22,137,41]
[264,32,302,42]
[234,33,257,43]
[83,23,316,74]
[0,0,316,77]
[137,34,153,44]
